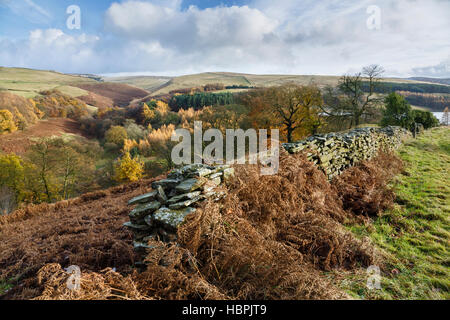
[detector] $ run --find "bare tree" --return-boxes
[321,65,385,128]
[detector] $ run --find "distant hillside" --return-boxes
[112,72,450,112]
[0,67,151,109]
[107,71,445,96]
[103,75,172,93]
[0,91,39,125]
[408,77,450,86]
[73,83,150,107]
[2,68,450,111]
[0,67,96,99]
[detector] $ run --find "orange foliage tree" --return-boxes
[242,84,324,142]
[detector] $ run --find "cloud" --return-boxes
[412,58,450,78]
[105,1,278,51]
[0,29,100,73]
[0,0,449,77]
[101,0,450,76]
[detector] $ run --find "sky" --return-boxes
[0,0,449,77]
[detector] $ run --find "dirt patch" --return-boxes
[0,118,89,155]
[0,178,163,300]
[74,83,149,107]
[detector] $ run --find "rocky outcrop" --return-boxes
[125,164,234,262]
[282,126,411,179]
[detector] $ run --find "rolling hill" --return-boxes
[0,67,96,99]
[0,67,151,109]
[104,71,450,96]
[2,67,449,112]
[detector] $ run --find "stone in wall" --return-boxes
[125,164,234,261]
[282,126,410,179]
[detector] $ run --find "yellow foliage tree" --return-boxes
[0,109,18,134]
[105,126,128,147]
[142,103,156,123]
[114,152,144,182]
[122,138,138,153]
[13,107,27,130]
[147,124,177,169]
[29,99,44,119]
[155,100,170,116]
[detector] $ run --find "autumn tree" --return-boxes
[0,154,25,214]
[25,138,60,202]
[114,152,144,182]
[12,107,27,130]
[141,103,156,125]
[242,84,323,142]
[147,124,177,169]
[0,110,17,134]
[105,125,128,147]
[199,104,250,133]
[51,138,100,199]
[25,137,100,202]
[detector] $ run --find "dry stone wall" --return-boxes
[125,126,410,264]
[125,164,234,263]
[282,126,411,179]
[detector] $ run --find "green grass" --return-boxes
[104,75,172,93]
[0,279,13,296]
[0,67,96,98]
[339,127,450,299]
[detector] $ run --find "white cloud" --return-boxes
[0,29,100,73]
[0,0,449,77]
[412,58,450,78]
[105,1,278,51]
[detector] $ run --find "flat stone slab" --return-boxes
[133,241,155,250]
[168,196,201,210]
[153,207,197,231]
[152,178,182,190]
[128,191,157,205]
[123,221,152,231]
[167,191,202,205]
[129,201,161,220]
[175,178,205,193]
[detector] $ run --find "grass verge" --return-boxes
[338,127,449,299]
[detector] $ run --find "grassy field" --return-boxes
[103,75,172,92]
[338,127,449,299]
[0,67,97,99]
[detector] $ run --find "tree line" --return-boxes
[169,92,235,111]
